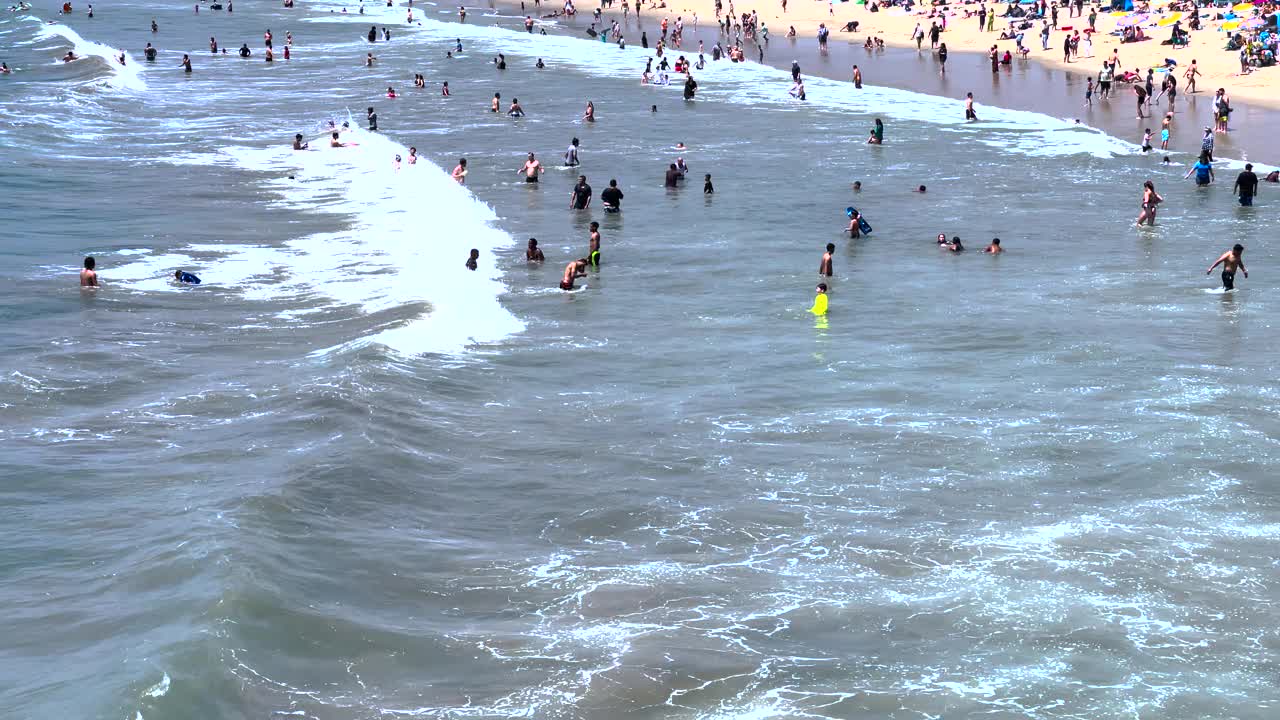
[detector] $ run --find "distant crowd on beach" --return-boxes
[54,0,1266,303]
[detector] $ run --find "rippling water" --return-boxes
[3,1,1280,718]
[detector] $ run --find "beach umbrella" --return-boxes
[1116,13,1148,27]
[1242,16,1264,28]
[1157,12,1183,25]
[1232,2,1252,11]
[1222,19,1242,29]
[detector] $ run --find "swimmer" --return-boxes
[583,101,595,122]
[675,142,687,151]
[588,221,601,267]
[526,238,545,262]
[964,92,977,122]
[664,163,681,187]
[675,157,689,176]
[1207,244,1247,290]
[452,157,467,183]
[174,269,201,284]
[570,175,592,210]
[984,238,1003,254]
[867,118,883,144]
[491,92,501,112]
[560,259,588,290]
[292,133,308,150]
[845,209,862,238]
[536,57,545,69]
[852,181,861,192]
[0,62,8,74]
[80,256,98,287]
[809,283,828,316]
[407,146,417,165]
[936,233,948,245]
[819,243,834,277]
[465,248,479,270]
[651,104,658,113]
[386,86,397,98]
[239,43,251,57]
[519,152,543,182]
[329,130,344,147]
[365,52,376,66]
[367,107,378,131]
[392,154,402,170]
[442,81,450,96]
[180,54,192,72]
[703,173,713,194]
[494,53,506,69]
[601,178,623,211]
[915,185,926,193]
[564,137,581,167]
[945,236,964,252]
[62,50,78,62]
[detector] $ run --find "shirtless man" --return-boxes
[80,256,99,287]
[452,157,467,183]
[519,152,543,182]
[465,248,479,270]
[491,92,501,112]
[507,98,525,117]
[526,238,545,262]
[292,133,308,150]
[819,243,834,276]
[984,238,1003,253]
[1207,244,1247,290]
[964,92,978,121]
[588,222,601,267]
[560,258,588,290]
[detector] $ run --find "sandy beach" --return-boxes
[635,0,1279,109]
[496,0,1280,162]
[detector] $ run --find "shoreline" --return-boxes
[475,0,1280,164]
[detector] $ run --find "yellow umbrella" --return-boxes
[1223,19,1242,30]
[1110,10,1130,16]
[1232,2,1253,12]
[1157,12,1183,25]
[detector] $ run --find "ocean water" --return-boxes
[3,1,1280,719]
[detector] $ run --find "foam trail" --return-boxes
[302,5,1136,159]
[34,18,145,91]
[109,127,524,357]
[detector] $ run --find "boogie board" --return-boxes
[845,207,873,235]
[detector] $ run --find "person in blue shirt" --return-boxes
[1185,152,1214,186]
[174,270,201,284]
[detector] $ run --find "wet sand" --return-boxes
[489,1,1280,165]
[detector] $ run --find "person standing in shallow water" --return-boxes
[80,256,99,287]
[1135,180,1163,226]
[1207,244,1247,290]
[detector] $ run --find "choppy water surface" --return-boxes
[3,1,1280,718]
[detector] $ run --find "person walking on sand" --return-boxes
[1183,59,1200,94]
[1207,244,1247,290]
[1136,180,1163,226]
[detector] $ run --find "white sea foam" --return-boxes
[302,4,1137,159]
[109,127,524,356]
[34,18,145,91]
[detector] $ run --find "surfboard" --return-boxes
[845,206,873,235]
